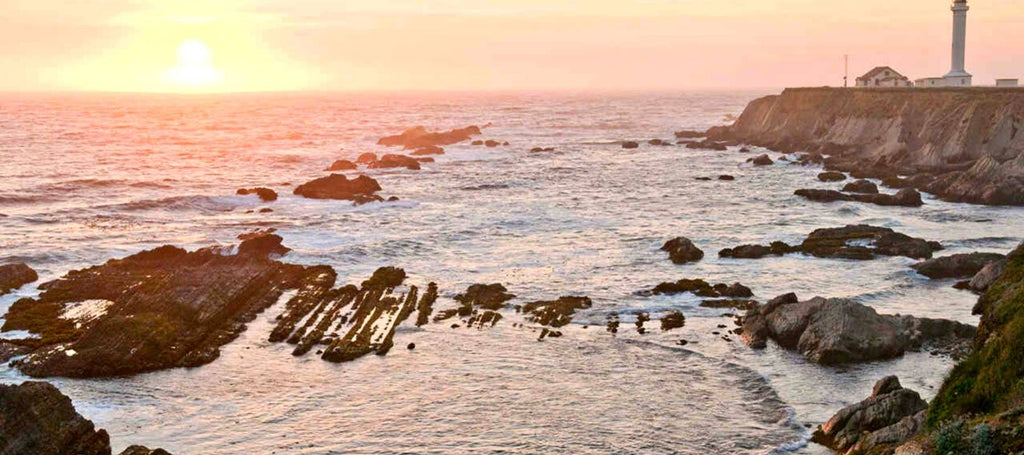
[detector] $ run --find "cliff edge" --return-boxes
[708,87,1024,205]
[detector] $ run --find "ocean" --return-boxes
[1,91,1022,454]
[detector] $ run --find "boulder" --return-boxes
[0,381,111,455]
[484,140,501,148]
[661,237,704,264]
[740,295,975,364]
[293,174,383,204]
[0,263,37,295]
[622,141,639,149]
[325,159,358,171]
[911,252,1006,279]
[2,237,329,378]
[720,242,795,259]
[377,125,481,149]
[843,179,880,194]
[411,146,444,156]
[795,188,924,207]
[355,153,377,165]
[819,171,847,182]
[751,154,774,166]
[812,376,928,454]
[368,154,421,170]
[718,175,736,181]
[685,140,728,151]
[660,311,686,331]
[967,258,1007,292]
[236,187,278,202]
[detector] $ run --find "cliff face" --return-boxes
[708,88,1024,205]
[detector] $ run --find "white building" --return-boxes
[916,0,972,87]
[856,67,914,87]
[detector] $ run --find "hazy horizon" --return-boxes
[2,0,1022,93]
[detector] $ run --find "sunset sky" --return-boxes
[1,0,1022,92]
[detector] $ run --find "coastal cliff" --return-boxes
[708,88,1024,205]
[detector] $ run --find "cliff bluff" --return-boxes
[708,87,1024,205]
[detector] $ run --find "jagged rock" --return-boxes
[911,252,1006,279]
[411,146,444,156]
[812,376,927,454]
[967,258,1007,292]
[3,236,324,378]
[0,263,37,295]
[454,283,516,311]
[236,187,278,202]
[368,154,421,170]
[325,159,358,171]
[843,179,879,194]
[660,311,686,331]
[661,237,704,264]
[361,266,406,289]
[751,154,774,166]
[0,381,111,455]
[377,125,481,150]
[740,295,975,364]
[293,174,383,204]
[622,141,639,149]
[355,153,377,165]
[521,296,592,328]
[819,171,847,182]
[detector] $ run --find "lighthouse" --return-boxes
[943,0,972,85]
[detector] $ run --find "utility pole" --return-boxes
[844,54,849,88]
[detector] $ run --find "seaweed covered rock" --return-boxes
[0,263,37,295]
[2,235,325,378]
[293,174,383,204]
[740,295,975,364]
[377,125,481,150]
[812,376,928,454]
[661,237,704,265]
[911,252,1005,279]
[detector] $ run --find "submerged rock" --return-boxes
[724,225,941,262]
[674,130,704,139]
[411,145,444,156]
[740,294,975,364]
[236,187,278,202]
[751,154,774,166]
[3,235,323,378]
[621,141,639,149]
[377,125,481,150]
[0,263,37,295]
[794,188,924,207]
[812,376,927,454]
[521,296,592,328]
[661,237,704,265]
[818,171,847,182]
[293,174,383,204]
[646,279,753,299]
[911,252,1006,279]
[0,381,110,455]
[530,147,555,153]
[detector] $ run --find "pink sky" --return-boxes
[1,0,1022,92]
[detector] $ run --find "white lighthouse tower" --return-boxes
[943,0,972,86]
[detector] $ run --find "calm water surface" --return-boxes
[1,91,1021,454]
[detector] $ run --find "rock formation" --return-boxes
[411,146,444,156]
[843,179,879,194]
[812,376,928,454]
[236,187,278,202]
[795,188,924,207]
[644,279,752,299]
[720,225,941,261]
[325,159,357,171]
[377,125,481,150]
[818,171,847,182]
[0,263,37,295]
[293,174,383,204]
[661,237,704,265]
[707,88,1024,205]
[2,234,325,378]
[740,294,975,364]
[911,252,1005,279]
[521,297,592,328]
[367,154,421,171]
[622,141,639,149]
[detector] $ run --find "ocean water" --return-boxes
[1,91,1022,454]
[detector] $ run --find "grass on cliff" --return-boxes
[928,250,1024,425]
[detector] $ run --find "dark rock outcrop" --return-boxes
[622,141,639,149]
[3,235,325,378]
[645,279,752,299]
[795,188,924,207]
[721,225,940,261]
[0,381,111,455]
[521,296,592,328]
[119,446,172,455]
[434,283,516,327]
[355,153,377,165]
[812,376,928,454]
[293,174,383,204]
[911,252,1006,279]
[843,179,879,194]
[236,187,278,202]
[705,87,1024,206]
[377,126,481,150]
[661,237,704,265]
[740,295,975,364]
[967,258,1007,292]
[660,311,686,331]
[367,154,421,171]
[819,171,847,182]
[0,263,37,295]
[751,154,774,166]
[325,159,358,171]
[718,175,735,181]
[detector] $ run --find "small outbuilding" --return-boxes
[996,79,1019,87]
[855,67,913,88]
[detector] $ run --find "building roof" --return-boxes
[856,66,908,81]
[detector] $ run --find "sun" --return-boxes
[167,39,224,90]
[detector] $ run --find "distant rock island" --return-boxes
[708,87,1024,205]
